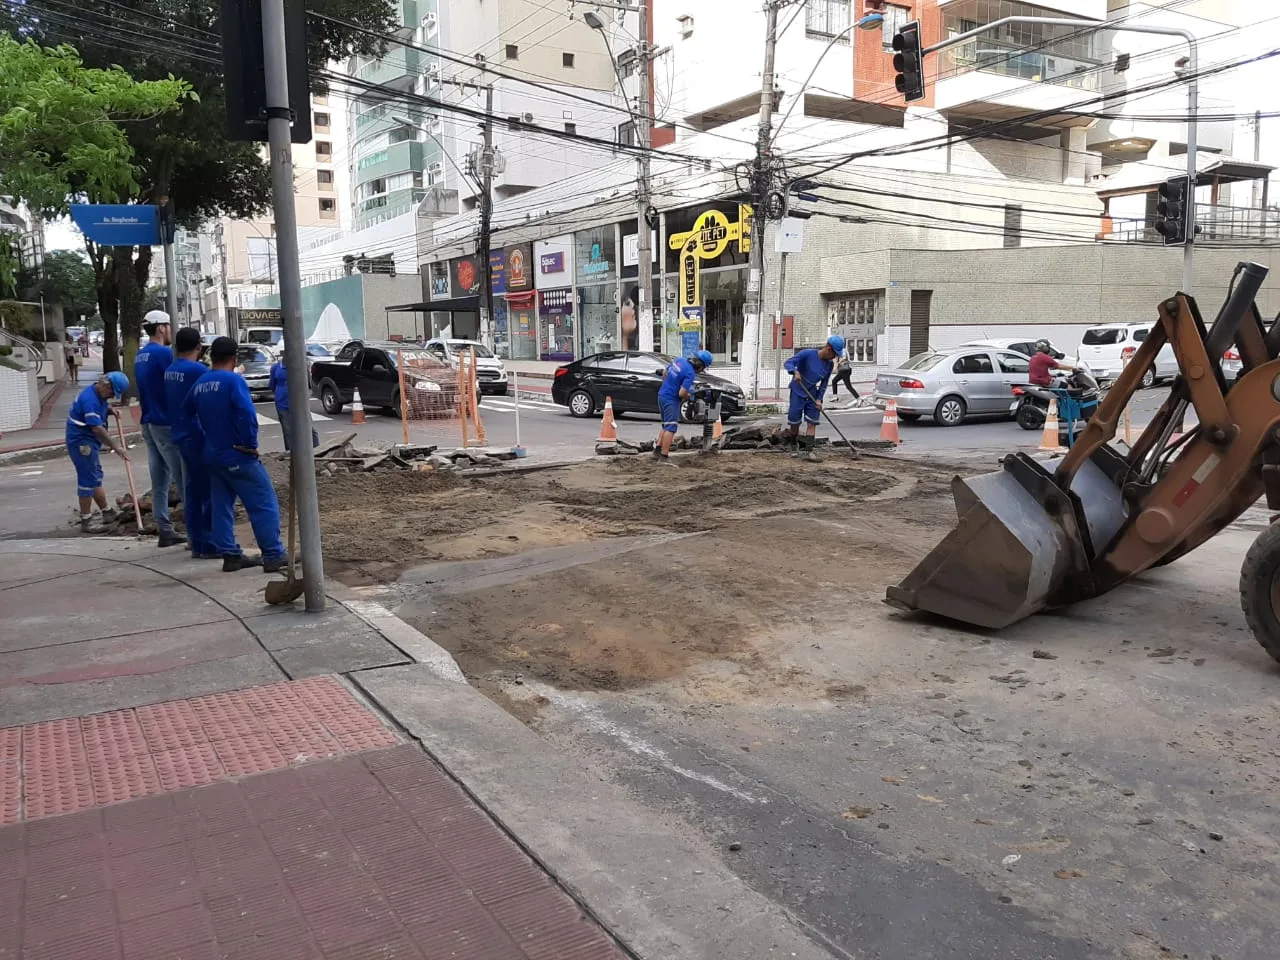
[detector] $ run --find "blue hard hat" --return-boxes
[826,335,846,355]
[696,349,714,367]
[105,371,129,398]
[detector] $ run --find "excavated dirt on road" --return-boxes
[319,452,960,706]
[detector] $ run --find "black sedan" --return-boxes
[551,351,746,422]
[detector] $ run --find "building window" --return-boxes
[563,52,575,68]
[315,141,332,160]
[826,292,882,363]
[314,111,330,129]
[616,121,636,147]
[564,122,577,135]
[881,4,910,50]
[505,43,518,60]
[940,0,1101,91]
[319,198,336,218]
[805,0,850,41]
[317,169,334,190]
[507,115,522,130]
[1003,203,1023,248]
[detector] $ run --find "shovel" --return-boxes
[794,378,859,459]
[116,416,144,533]
[264,482,304,605]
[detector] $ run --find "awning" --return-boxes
[386,296,480,314]
[1095,153,1276,199]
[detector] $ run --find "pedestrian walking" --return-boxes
[784,335,845,461]
[270,347,318,452]
[654,349,713,465]
[187,336,287,573]
[164,327,217,559]
[135,309,187,548]
[830,349,859,402]
[65,372,130,531]
[62,339,78,383]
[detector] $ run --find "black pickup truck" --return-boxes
[310,340,458,416]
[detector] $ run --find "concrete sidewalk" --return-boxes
[0,539,832,960]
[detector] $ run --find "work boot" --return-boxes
[158,531,188,548]
[222,553,263,572]
[192,550,222,560]
[263,556,291,574]
[100,507,118,524]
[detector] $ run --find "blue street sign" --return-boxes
[70,205,160,246]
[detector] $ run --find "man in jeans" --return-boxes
[135,309,187,548]
[269,346,317,452]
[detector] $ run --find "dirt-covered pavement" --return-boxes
[308,450,1280,959]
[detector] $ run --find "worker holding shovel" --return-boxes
[784,335,845,462]
[65,371,129,532]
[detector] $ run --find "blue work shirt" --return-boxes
[784,348,833,401]
[164,358,209,446]
[135,341,173,425]
[65,385,109,448]
[186,369,259,467]
[269,362,290,411]
[658,357,697,403]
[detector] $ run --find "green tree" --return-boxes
[4,0,395,381]
[23,250,99,319]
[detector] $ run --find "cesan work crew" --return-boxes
[65,371,130,531]
[185,336,287,573]
[784,335,845,462]
[164,327,216,559]
[655,349,713,464]
[135,309,187,548]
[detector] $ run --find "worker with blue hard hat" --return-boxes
[784,335,845,462]
[66,370,130,531]
[654,348,714,465]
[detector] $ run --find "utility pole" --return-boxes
[741,0,784,399]
[635,0,654,352]
[162,201,178,321]
[261,0,325,610]
[477,77,497,350]
[1252,110,1264,209]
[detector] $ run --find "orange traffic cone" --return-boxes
[598,395,618,442]
[1039,397,1066,453]
[711,413,723,444]
[879,398,901,444]
[351,387,366,425]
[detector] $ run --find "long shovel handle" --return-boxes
[795,378,858,458]
[286,477,297,585]
[116,416,144,532]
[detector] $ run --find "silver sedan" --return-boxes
[873,346,1033,426]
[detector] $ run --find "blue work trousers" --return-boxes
[207,459,286,562]
[178,439,213,555]
[141,422,185,534]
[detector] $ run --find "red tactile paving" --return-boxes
[0,677,397,825]
[2,744,630,960]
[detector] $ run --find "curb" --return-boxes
[0,431,143,466]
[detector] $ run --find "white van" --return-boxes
[1076,323,1177,387]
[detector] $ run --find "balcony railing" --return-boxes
[1102,204,1280,243]
[940,38,1100,91]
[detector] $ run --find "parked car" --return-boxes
[1076,323,1177,387]
[958,337,1080,368]
[236,344,275,401]
[303,342,332,385]
[873,345,1037,426]
[551,351,746,422]
[423,338,509,395]
[310,341,457,416]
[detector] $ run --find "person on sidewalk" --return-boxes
[164,327,217,560]
[784,335,844,462]
[830,348,859,403]
[63,339,78,383]
[269,347,318,453]
[136,309,187,548]
[188,336,287,573]
[654,349,713,466]
[66,372,130,531]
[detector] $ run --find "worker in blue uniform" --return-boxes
[164,327,217,559]
[66,371,130,531]
[654,349,713,464]
[186,336,287,573]
[269,346,318,452]
[784,335,845,462]
[135,310,186,547]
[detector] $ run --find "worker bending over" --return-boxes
[187,336,287,573]
[164,327,217,559]
[66,372,129,531]
[784,336,845,462]
[655,349,713,465]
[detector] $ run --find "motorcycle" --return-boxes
[1011,369,1101,442]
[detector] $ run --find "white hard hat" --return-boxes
[143,309,172,326]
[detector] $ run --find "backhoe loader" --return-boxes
[887,261,1280,664]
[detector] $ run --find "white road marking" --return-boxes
[20,470,43,477]
[256,411,332,425]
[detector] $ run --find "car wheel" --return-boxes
[568,389,595,418]
[1015,402,1045,431]
[934,395,966,426]
[897,412,922,423]
[1140,367,1155,389]
[319,383,343,415]
[382,390,402,417]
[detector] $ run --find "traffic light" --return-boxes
[1154,175,1192,245]
[892,20,925,102]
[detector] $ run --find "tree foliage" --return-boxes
[23,250,98,318]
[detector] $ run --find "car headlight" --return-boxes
[413,379,442,392]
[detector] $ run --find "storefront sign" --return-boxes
[679,306,703,358]
[678,237,700,311]
[504,243,533,291]
[451,255,481,296]
[489,250,506,294]
[538,288,573,316]
[738,203,754,254]
[428,261,451,300]
[622,230,657,267]
[581,241,611,277]
[668,207,752,260]
[539,251,564,275]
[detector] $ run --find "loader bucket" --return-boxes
[886,454,1128,629]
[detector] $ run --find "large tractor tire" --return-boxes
[1239,522,1280,665]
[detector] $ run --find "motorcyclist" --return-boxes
[1028,340,1075,387]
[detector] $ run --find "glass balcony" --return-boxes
[939,0,1102,91]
